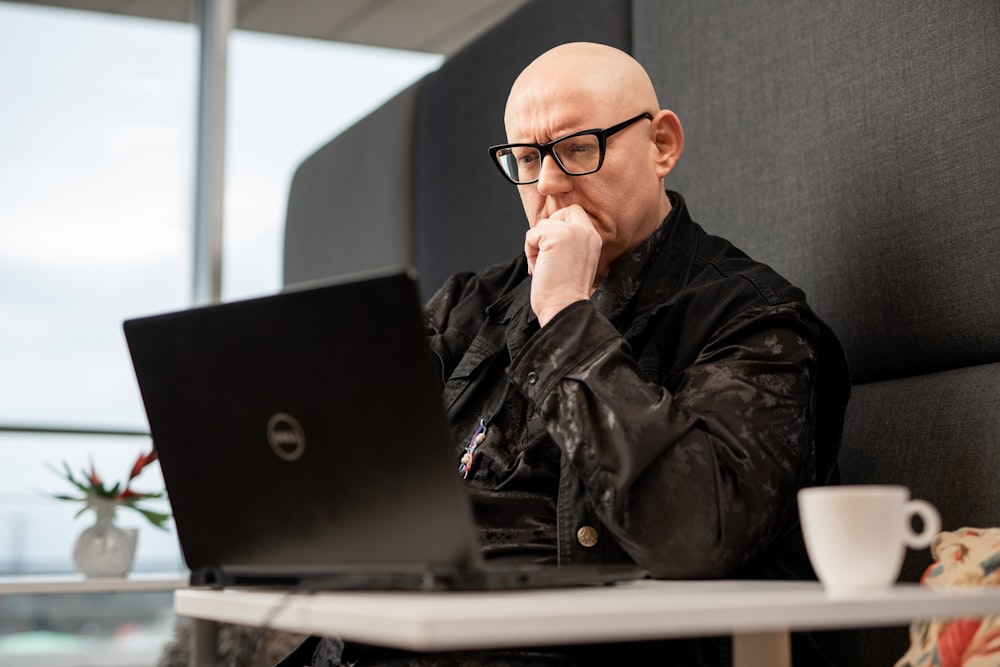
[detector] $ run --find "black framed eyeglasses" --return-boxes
[488,112,653,185]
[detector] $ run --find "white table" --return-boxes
[175,579,1000,667]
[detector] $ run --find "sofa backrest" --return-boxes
[635,0,1000,385]
[283,81,425,287]
[632,2,1000,663]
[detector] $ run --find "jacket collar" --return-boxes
[619,191,700,337]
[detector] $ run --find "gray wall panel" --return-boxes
[633,0,1000,383]
[282,80,425,287]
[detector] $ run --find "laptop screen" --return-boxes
[124,269,485,582]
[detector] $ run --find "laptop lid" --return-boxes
[124,268,487,587]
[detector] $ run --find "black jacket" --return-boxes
[425,191,850,581]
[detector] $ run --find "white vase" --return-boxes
[72,498,138,577]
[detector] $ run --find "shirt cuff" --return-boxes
[508,300,622,405]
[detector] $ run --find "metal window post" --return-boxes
[192,0,236,305]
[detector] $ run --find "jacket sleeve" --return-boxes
[507,300,822,579]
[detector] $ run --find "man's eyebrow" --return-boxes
[514,124,586,145]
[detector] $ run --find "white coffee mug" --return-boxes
[798,485,941,595]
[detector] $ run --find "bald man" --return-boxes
[282,42,849,667]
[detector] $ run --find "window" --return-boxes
[0,2,442,661]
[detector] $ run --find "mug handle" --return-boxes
[903,499,941,549]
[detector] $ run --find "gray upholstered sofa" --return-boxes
[282,1,1000,664]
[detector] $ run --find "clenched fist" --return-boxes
[524,204,603,327]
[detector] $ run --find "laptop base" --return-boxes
[192,564,647,592]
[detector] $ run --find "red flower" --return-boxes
[88,458,102,488]
[116,488,140,501]
[127,448,158,483]
[116,447,160,501]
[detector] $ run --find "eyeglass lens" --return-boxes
[494,133,602,183]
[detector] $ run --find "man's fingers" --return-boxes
[524,228,540,275]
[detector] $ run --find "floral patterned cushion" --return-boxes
[895,528,1000,667]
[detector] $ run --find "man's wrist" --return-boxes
[535,296,590,327]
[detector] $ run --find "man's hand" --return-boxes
[524,205,603,327]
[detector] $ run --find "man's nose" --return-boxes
[535,154,572,196]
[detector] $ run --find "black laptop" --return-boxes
[123,267,645,590]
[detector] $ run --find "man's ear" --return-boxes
[652,110,684,178]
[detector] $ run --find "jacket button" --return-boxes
[576,525,599,548]
[527,371,538,385]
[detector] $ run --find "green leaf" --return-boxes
[48,462,94,496]
[130,506,172,530]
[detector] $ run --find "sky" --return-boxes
[0,0,443,573]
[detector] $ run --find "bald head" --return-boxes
[505,42,660,136]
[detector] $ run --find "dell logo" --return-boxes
[267,412,305,461]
